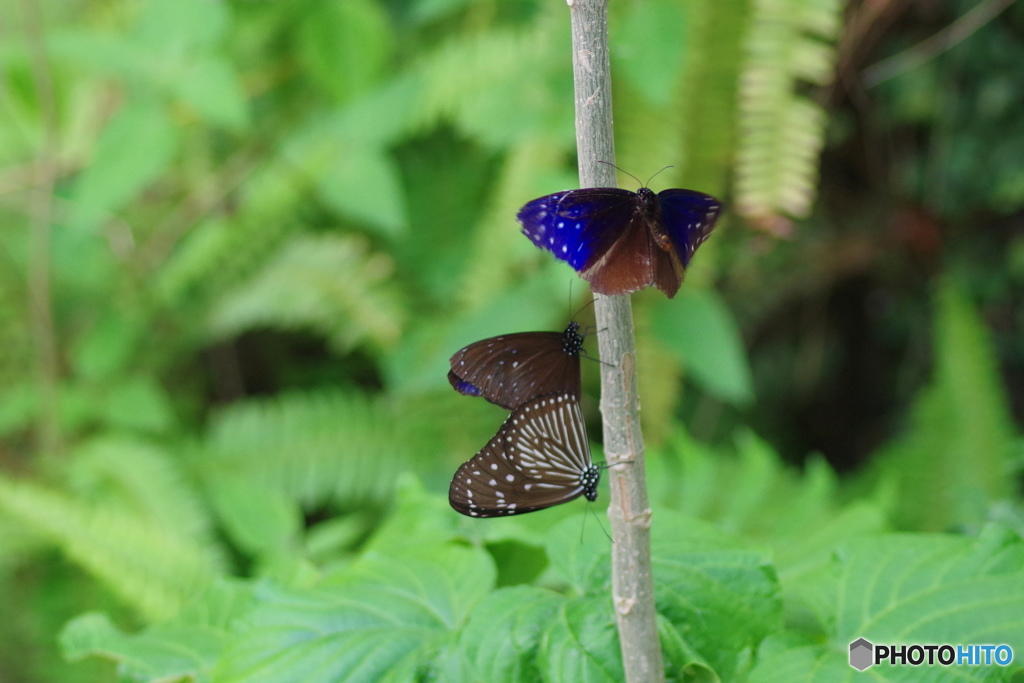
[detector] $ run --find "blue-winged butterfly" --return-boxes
[518,184,721,298]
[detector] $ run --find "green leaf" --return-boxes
[544,515,611,595]
[171,57,249,130]
[68,436,215,545]
[651,288,754,405]
[205,478,301,557]
[71,311,143,381]
[613,0,689,107]
[539,596,623,682]
[652,511,782,681]
[60,580,253,682]
[134,0,229,54]
[213,544,495,683]
[0,474,221,620]
[297,0,393,103]
[199,390,408,509]
[100,376,176,434]
[457,586,562,683]
[318,146,408,237]
[281,114,408,237]
[749,526,1024,682]
[71,98,178,231]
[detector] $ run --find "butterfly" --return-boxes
[517,186,721,298]
[448,321,584,410]
[449,392,599,517]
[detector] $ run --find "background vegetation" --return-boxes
[1,0,1022,681]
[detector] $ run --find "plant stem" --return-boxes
[568,1,664,680]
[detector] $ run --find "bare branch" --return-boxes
[568,1,664,680]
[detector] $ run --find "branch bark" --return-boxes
[568,1,664,680]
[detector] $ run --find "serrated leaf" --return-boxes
[539,596,623,682]
[457,586,563,682]
[544,515,611,595]
[749,527,1024,682]
[651,288,754,405]
[651,511,781,680]
[213,545,495,683]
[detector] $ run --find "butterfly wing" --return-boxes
[518,188,640,273]
[448,326,582,409]
[656,189,721,268]
[579,207,672,296]
[449,393,598,517]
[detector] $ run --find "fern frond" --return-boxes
[735,0,844,230]
[674,0,750,196]
[872,280,1018,531]
[414,13,570,147]
[198,390,407,510]
[206,234,404,352]
[0,475,221,621]
[155,162,302,311]
[68,436,222,551]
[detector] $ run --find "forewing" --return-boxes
[448,331,581,409]
[518,188,639,271]
[656,189,721,268]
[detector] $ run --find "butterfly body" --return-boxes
[518,186,720,298]
[448,321,584,409]
[449,392,598,517]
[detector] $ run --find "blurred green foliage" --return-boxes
[0,0,1022,681]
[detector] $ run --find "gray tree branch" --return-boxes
[568,1,665,680]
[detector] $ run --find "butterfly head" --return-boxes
[562,321,585,356]
[636,186,658,211]
[581,465,601,502]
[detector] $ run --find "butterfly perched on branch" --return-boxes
[449,392,600,517]
[518,184,720,298]
[448,321,585,410]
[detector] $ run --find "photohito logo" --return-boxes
[849,638,1014,671]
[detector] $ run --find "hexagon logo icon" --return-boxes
[849,638,873,671]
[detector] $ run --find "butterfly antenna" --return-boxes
[571,297,597,321]
[581,350,614,368]
[596,160,642,188]
[584,504,613,544]
[645,165,674,187]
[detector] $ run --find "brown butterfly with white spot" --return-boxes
[449,392,599,517]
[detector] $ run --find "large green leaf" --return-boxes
[60,581,253,683]
[749,526,1024,682]
[212,544,495,683]
[651,288,754,405]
